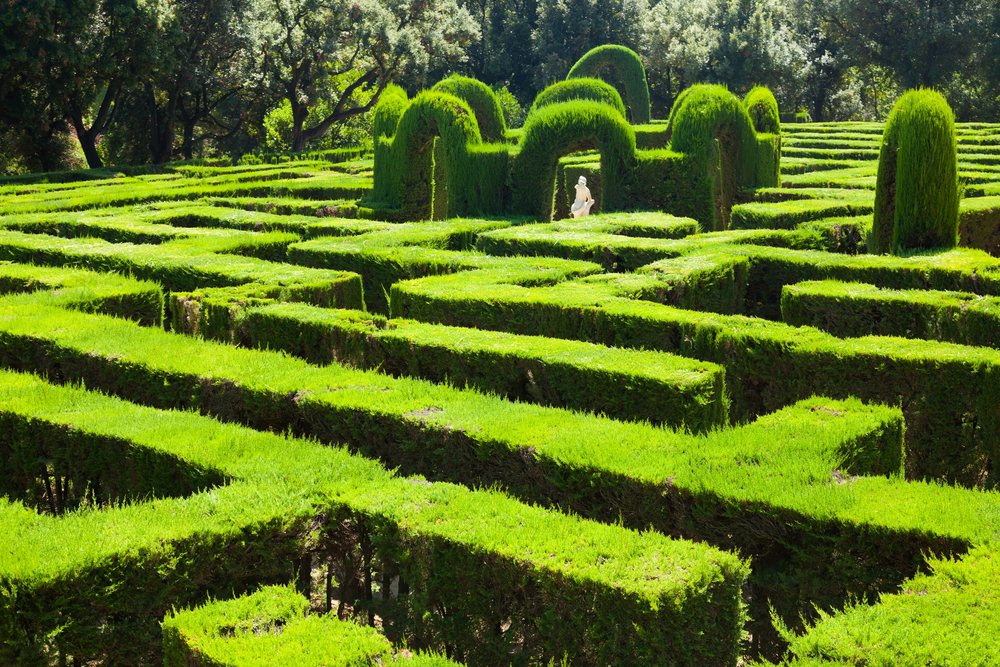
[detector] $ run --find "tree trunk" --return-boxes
[813,82,828,123]
[182,119,195,161]
[69,113,105,170]
[67,81,122,169]
[146,82,180,164]
[291,103,310,152]
[78,132,104,169]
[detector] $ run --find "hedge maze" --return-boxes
[3,49,1000,666]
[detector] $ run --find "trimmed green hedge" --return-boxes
[432,74,507,143]
[668,85,780,230]
[1,170,373,216]
[372,84,409,140]
[387,241,1000,487]
[870,89,960,254]
[0,296,923,661]
[475,216,697,271]
[367,91,483,220]
[769,545,1000,666]
[731,198,873,231]
[566,45,651,124]
[286,219,519,314]
[163,585,456,666]
[630,149,714,221]
[235,303,728,432]
[0,228,363,310]
[527,77,627,122]
[781,279,1000,347]
[0,363,748,666]
[959,195,1000,256]
[358,82,781,224]
[744,87,781,134]
[0,260,163,326]
[360,90,513,222]
[633,123,671,149]
[0,210,303,260]
[6,268,1000,661]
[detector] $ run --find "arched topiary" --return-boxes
[431,75,507,143]
[664,86,696,144]
[365,91,483,221]
[512,100,636,220]
[743,87,780,135]
[870,89,959,255]
[527,78,627,123]
[372,84,409,139]
[567,45,651,124]
[668,84,761,231]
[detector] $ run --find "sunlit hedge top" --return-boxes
[372,84,409,139]
[527,77,627,122]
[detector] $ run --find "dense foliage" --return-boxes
[2,0,999,173]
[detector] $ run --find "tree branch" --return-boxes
[300,69,382,144]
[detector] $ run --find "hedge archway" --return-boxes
[432,75,507,143]
[512,100,636,220]
[567,45,651,124]
[668,85,760,231]
[383,91,483,221]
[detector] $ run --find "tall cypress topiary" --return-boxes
[566,45,651,124]
[870,89,960,255]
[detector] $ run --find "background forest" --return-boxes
[2,0,999,174]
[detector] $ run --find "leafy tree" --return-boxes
[137,0,260,163]
[261,66,376,151]
[530,0,649,92]
[1,0,122,170]
[52,0,154,168]
[938,1,1000,121]
[253,0,478,152]
[478,0,537,103]
[816,0,990,90]
[642,0,804,115]
[706,0,806,101]
[642,0,719,115]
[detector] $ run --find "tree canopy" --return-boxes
[2,0,998,173]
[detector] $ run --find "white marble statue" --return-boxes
[571,175,595,218]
